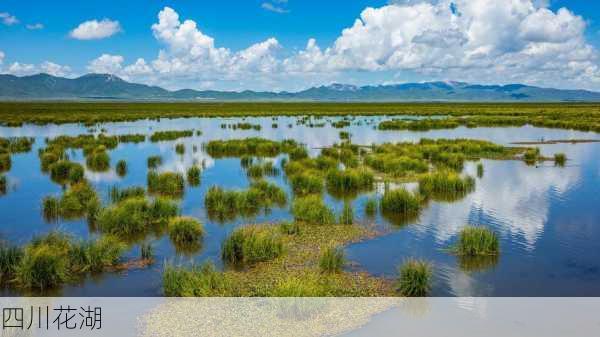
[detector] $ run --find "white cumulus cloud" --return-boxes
[40,61,71,77]
[70,19,121,40]
[87,54,124,74]
[0,12,18,26]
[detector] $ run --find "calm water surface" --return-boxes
[1,116,599,296]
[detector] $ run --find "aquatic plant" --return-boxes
[396,259,432,297]
[186,165,201,186]
[0,175,6,195]
[292,195,336,225]
[418,171,475,199]
[48,160,85,185]
[140,243,154,261]
[42,182,100,221]
[319,246,345,273]
[163,262,228,297]
[454,226,499,256]
[326,168,374,194]
[476,162,484,178]
[364,197,378,217]
[380,188,423,216]
[168,217,204,246]
[205,138,302,158]
[150,130,194,142]
[339,203,354,225]
[109,185,145,203]
[0,153,10,172]
[69,235,126,273]
[554,153,567,166]
[85,147,110,172]
[0,245,23,283]
[221,226,284,266]
[289,173,324,196]
[523,147,541,165]
[42,196,61,222]
[245,161,279,178]
[147,155,163,169]
[147,171,185,197]
[96,197,179,238]
[175,143,185,155]
[116,160,127,177]
[279,221,301,235]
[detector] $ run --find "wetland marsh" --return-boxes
[0,103,599,296]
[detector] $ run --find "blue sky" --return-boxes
[1,0,600,91]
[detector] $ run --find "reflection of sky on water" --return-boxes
[1,116,599,296]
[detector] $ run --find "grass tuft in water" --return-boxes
[163,262,228,296]
[0,245,23,284]
[109,185,145,203]
[85,146,110,172]
[147,171,185,197]
[418,171,475,201]
[554,153,567,167]
[454,226,499,256]
[175,143,185,155]
[396,259,432,297]
[365,197,378,217]
[168,217,204,246]
[339,203,354,225]
[221,225,284,266]
[292,195,336,225]
[147,155,163,169]
[116,160,127,177]
[319,246,345,273]
[204,181,286,221]
[186,165,202,186]
[380,188,423,217]
[477,162,484,178]
[140,243,154,261]
[0,175,6,195]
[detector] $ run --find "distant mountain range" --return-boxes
[2,73,600,102]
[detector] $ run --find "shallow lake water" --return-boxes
[1,116,599,296]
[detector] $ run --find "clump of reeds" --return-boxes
[396,259,432,297]
[0,244,23,283]
[168,217,204,246]
[163,262,228,296]
[116,160,127,177]
[554,153,566,167]
[326,168,374,195]
[175,143,185,155]
[96,197,179,238]
[48,160,85,185]
[140,243,154,261]
[85,146,110,172]
[42,182,100,221]
[339,203,354,225]
[221,226,284,266]
[109,185,145,203]
[365,197,378,217]
[476,162,484,178]
[289,173,324,196]
[147,171,185,197]
[245,161,279,179]
[0,153,10,172]
[418,171,475,199]
[150,130,194,142]
[292,195,336,225]
[186,166,201,186]
[454,226,499,256]
[0,175,6,195]
[147,155,163,169]
[319,246,345,273]
[380,188,423,216]
[523,147,541,165]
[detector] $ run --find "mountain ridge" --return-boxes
[1,73,600,102]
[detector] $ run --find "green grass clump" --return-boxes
[0,153,10,172]
[147,171,185,197]
[205,138,302,158]
[339,203,354,225]
[186,166,201,186]
[279,221,301,235]
[292,195,336,225]
[147,155,163,169]
[14,232,126,290]
[43,182,100,221]
[0,245,23,283]
[380,188,423,217]
[85,147,110,172]
[396,259,432,297]
[455,226,499,256]
[221,226,284,266]
[523,147,541,165]
[109,185,145,203]
[326,168,374,195]
[163,262,229,296]
[48,160,85,185]
[96,197,179,238]
[150,130,194,142]
[0,175,6,195]
[175,143,185,155]
[141,243,154,261]
[116,160,127,177]
[168,217,204,246]
[554,153,567,166]
[42,196,61,222]
[289,173,324,196]
[204,181,287,221]
[319,247,345,273]
[477,163,484,178]
[365,197,378,217]
[245,161,279,178]
[418,171,475,199]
